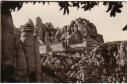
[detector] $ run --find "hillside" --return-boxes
[41,40,127,83]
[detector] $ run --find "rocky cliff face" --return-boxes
[41,40,127,83]
[68,17,104,44]
[36,17,104,46]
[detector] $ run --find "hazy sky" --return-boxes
[11,2,127,42]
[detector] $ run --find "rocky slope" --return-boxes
[41,40,127,83]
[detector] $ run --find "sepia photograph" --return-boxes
[1,0,127,83]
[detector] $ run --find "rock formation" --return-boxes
[36,17,104,46]
[20,19,42,82]
[15,17,104,47]
[1,10,15,67]
[35,17,46,45]
[68,17,104,46]
[14,33,28,82]
[1,9,16,82]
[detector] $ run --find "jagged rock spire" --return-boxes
[21,18,34,33]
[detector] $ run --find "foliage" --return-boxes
[1,1,124,17]
[1,1,127,30]
[103,2,123,17]
[122,25,127,31]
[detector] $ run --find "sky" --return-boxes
[11,2,127,42]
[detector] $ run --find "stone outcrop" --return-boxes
[35,17,46,44]
[68,17,104,45]
[1,10,15,67]
[35,17,58,44]
[1,10,16,82]
[20,19,42,82]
